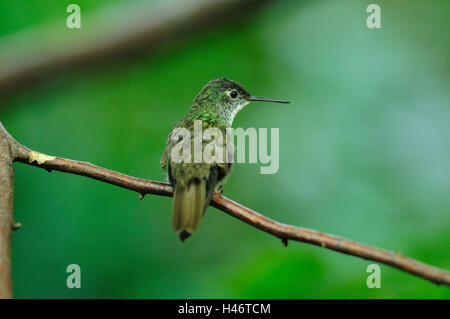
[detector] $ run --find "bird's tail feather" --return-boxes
[172,180,206,240]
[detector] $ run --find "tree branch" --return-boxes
[0,0,271,100]
[0,123,15,298]
[2,122,450,288]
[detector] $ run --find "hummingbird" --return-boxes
[160,78,290,241]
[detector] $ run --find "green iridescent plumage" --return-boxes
[160,78,289,241]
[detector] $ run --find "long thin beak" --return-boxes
[248,96,291,104]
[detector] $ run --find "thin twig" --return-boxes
[1,122,449,287]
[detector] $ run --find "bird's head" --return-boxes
[192,78,290,125]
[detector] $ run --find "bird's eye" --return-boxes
[229,90,238,98]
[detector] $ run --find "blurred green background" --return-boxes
[0,0,449,298]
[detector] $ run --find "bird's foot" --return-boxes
[217,185,224,195]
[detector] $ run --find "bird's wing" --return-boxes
[160,119,185,171]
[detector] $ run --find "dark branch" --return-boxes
[1,122,449,287]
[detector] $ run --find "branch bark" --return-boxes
[0,123,15,298]
[1,122,449,288]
